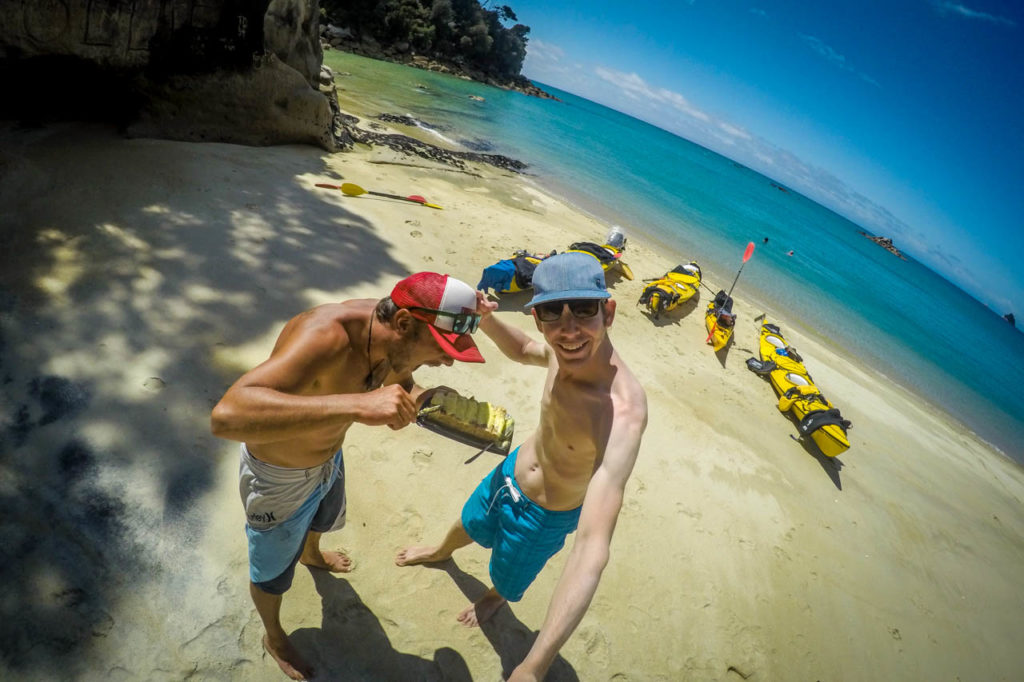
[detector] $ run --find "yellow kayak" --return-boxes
[704,290,735,351]
[567,239,633,281]
[751,322,851,457]
[638,263,701,319]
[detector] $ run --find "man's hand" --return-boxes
[356,384,417,429]
[475,290,498,319]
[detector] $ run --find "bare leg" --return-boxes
[250,582,314,681]
[395,520,474,566]
[456,586,507,627]
[299,530,353,572]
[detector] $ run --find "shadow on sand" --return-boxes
[0,123,410,674]
[431,560,580,682]
[636,294,701,328]
[787,424,845,490]
[290,571,472,681]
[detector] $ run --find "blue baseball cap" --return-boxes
[525,252,611,311]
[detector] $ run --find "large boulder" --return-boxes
[0,0,344,150]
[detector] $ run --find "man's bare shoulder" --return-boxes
[274,299,375,354]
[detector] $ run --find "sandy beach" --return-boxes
[2,120,1023,681]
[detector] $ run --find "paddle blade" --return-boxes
[423,202,444,210]
[407,195,427,203]
[340,183,367,197]
[743,241,755,262]
[315,183,341,190]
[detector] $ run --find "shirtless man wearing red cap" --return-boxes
[211,272,483,681]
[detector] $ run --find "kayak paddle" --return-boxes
[706,241,755,344]
[315,182,443,210]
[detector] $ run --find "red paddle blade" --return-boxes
[315,183,341,190]
[743,241,755,262]
[406,195,427,204]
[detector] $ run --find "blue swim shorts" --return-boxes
[239,446,346,595]
[461,447,582,602]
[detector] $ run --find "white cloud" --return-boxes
[800,34,880,87]
[594,67,710,121]
[935,1,1017,26]
[525,39,566,63]
[718,121,752,140]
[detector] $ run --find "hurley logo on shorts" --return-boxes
[248,511,276,524]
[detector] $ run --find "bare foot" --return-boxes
[456,589,506,627]
[395,545,450,566]
[300,548,353,572]
[263,633,314,681]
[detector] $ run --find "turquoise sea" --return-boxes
[328,52,1024,463]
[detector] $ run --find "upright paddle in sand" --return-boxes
[706,241,755,344]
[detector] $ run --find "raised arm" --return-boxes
[476,291,549,367]
[510,393,648,681]
[211,319,415,443]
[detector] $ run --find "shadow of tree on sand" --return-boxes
[290,571,473,681]
[0,123,410,676]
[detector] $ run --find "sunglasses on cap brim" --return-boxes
[408,307,481,334]
[534,299,602,322]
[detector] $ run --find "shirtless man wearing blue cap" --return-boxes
[397,251,648,681]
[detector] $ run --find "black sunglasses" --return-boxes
[408,307,481,334]
[535,299,602,322]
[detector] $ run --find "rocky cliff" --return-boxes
[0,0,345,150]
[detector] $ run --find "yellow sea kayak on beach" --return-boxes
[567,226,634,281]
[704,289,736,351]
[638,262,701,319]
[747,322,852,457]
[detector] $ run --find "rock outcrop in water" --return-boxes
[338,111,526,172]
[858,231,908,261]
[0,0,346,150]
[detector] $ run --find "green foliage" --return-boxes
[322,0,531,81]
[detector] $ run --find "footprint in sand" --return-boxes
[390,506,424,536]
[576,625,610,668]
[142,376,166,392]
[411,447,433,469]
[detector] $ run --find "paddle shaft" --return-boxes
[707,242,754,342]
[366,188,424,204]
[315,182,441,209]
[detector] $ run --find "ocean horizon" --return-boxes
[328,51,1024,464]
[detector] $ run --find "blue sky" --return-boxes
[512,0,1024,319]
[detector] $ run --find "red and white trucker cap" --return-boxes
[390,272,484,363]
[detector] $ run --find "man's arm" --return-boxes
[211,322,415,443]
[510,396,648,681]
[476,291,549,367]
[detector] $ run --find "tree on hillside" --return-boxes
[322,0,531,83]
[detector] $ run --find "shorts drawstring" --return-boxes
[486,475,522,515]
